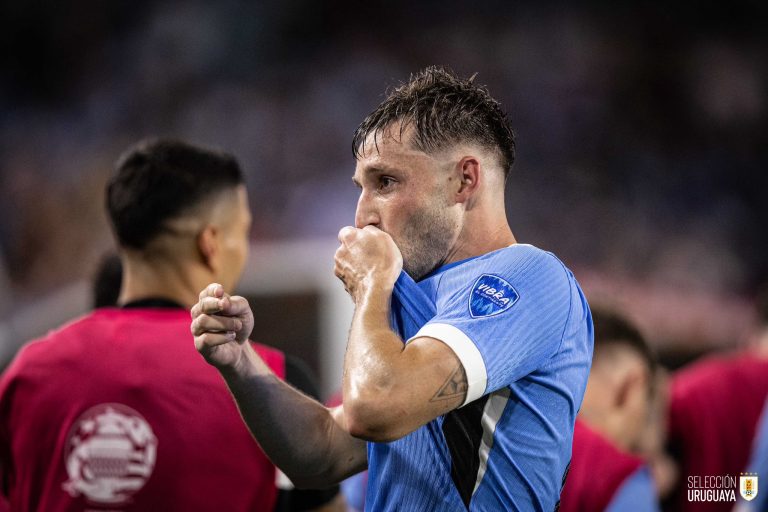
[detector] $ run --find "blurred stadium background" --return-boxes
[0,1,766,395]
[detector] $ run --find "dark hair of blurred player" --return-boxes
[107,138,250,302]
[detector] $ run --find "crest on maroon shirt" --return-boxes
[62,403,158,505]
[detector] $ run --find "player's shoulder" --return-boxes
[26,310,105,350]
[671,351,756,394]
[568,420,646,506]
[446,243,570,293]
[470,243,564,273]
[432,244,574,322]
[574,420,643,468]
[1,311,103,384]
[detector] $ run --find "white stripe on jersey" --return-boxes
[472,387,511,496]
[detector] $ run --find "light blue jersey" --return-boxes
[365,244,594,511]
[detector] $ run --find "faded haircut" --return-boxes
[592,308,657,378]
[107,138,243,250]
[352,66,516,178]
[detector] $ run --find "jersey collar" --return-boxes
[121,298,185,309]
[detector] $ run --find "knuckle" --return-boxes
[202,298,217,313]
[339,226,357,242]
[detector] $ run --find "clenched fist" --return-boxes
[191,283,255,371]
[334,225,403,303]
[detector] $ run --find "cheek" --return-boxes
[380,193,418,231]
[629,394,649,425]
[234,238,248,264]
[223,232,248,264]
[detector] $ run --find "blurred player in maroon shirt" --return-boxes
[665,290,768,512]
[560,309,661,512]
[0,139,341,511]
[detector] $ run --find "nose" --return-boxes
[354,190,380,229]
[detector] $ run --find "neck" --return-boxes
[578,410,629,451]
[119,254,210,309]
[444,203,516,265]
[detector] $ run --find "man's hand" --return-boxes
[334,226,403,303]
[191,283,255,371]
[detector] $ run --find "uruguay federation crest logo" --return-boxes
[469,274,519,318]
[740,473,758,501]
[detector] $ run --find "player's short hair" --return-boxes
[92,252,123,308]
[352,66,516,178]
[592,309,657,377]
[106,138,243,249]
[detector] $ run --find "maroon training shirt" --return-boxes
[0,307,285,511]
[559,419,645,512]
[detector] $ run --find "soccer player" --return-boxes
[0,139,341,511]
[560,309,660,512]
[192,67,594,511]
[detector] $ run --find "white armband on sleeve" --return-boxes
[407,322,487,406]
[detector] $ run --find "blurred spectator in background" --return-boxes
[91,251,122,308]
[0,139,342,511]
[664,287,768,512]
[560,308,660,512]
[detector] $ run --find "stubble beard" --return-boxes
[397,203,457,281]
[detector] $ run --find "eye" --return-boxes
[378,176,396,190]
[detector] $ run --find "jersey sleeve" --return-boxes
[408,248,573,405]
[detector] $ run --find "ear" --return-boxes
[454,156,481,204]
[196,224,219,274]
[615,367,647,410]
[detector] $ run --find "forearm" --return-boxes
[220,345,366,488]
[334,227,467,442]
[342,284,467,441]
[343,286,411,439]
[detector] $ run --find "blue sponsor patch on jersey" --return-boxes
[468,274,519,318]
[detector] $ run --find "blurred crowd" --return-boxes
[1,2,766,331]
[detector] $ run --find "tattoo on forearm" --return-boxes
[430,365,468,402]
